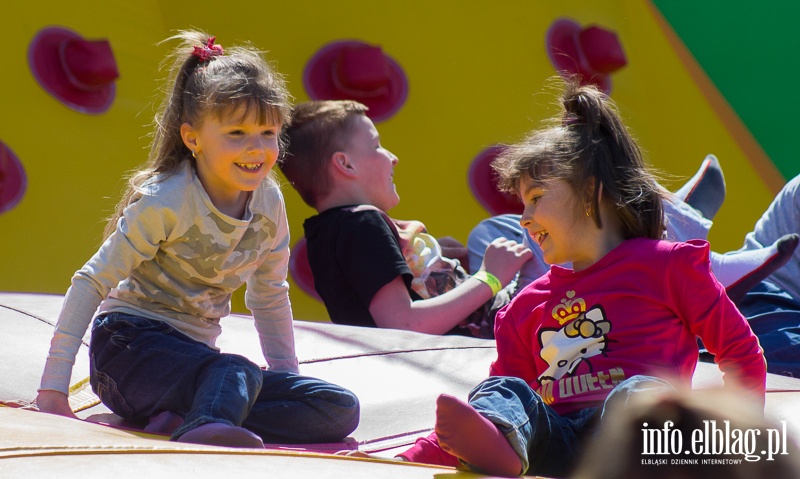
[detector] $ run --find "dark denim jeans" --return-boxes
[737,280,800,377]
[89,312,360,443]
[467,375,672,477]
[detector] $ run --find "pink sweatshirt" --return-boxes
[401,238,766,465]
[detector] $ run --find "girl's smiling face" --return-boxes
[517,175,602,271]
[181,105,281,216]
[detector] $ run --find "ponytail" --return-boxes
[494,78,666,240]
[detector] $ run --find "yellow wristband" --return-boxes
[473,271,503,296]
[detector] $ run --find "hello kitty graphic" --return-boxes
[538,300,611,384]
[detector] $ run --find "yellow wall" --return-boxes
[1,0,777,321]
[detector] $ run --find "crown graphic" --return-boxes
[551,290,586,325]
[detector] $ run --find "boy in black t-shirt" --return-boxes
[280,100,532,336]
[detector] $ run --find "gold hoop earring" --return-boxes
[191,150,197,159]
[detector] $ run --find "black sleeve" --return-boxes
[336,210,414,305]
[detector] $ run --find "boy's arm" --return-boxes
[369,238,532,334]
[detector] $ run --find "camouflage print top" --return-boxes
[40,161,296,395]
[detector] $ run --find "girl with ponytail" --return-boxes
[400,79,765,477]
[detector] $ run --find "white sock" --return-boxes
[711,234,799,303]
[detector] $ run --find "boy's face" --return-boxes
[343,115,400,211]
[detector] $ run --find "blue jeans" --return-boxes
[467,375,672,477]
[737,280,800,377]
[89,312,360,443]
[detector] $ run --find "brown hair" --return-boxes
[493,79,666,240]
[280,100,369,208]
[104,30,291,238]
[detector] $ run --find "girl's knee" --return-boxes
[616,375,674,394]
[473,376,534,394]
[469,376,544,410]
[335,386,360,409]
[214,354,264,388]
[327,386,360,427]
[601,375,674,420]
[325,385,360,437]
[340,398,361,437]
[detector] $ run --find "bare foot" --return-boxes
[434,394,522,477]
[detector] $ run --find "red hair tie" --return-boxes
[192,37,224,62]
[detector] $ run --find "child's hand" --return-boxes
[481,237,533,286]
[34,390,78,419]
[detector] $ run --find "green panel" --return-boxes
[652,0,800,179]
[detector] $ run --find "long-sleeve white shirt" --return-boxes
[40,162,298,395]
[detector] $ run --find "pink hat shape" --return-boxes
[304,40,409,122]
[0,141,27,215]
[546,18,627,93]
[289,237,321,302]
[28,26,119,114]
[468,145,523,216]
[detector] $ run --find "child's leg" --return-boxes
[143,410,184,435]
[664,193,800,303]
[673,154,726,220]
[652,155,727,242]
[176,422,263,448]
[600,375,674,423]
[737,281,800,377]
[90,313,264,447]
[740,174,800,301]
[170,352,265,446]
[436,376,592,477]
[242,371,360,444]
[712,233,800,303]
[663,195,712,243]
[435,394,522,477]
